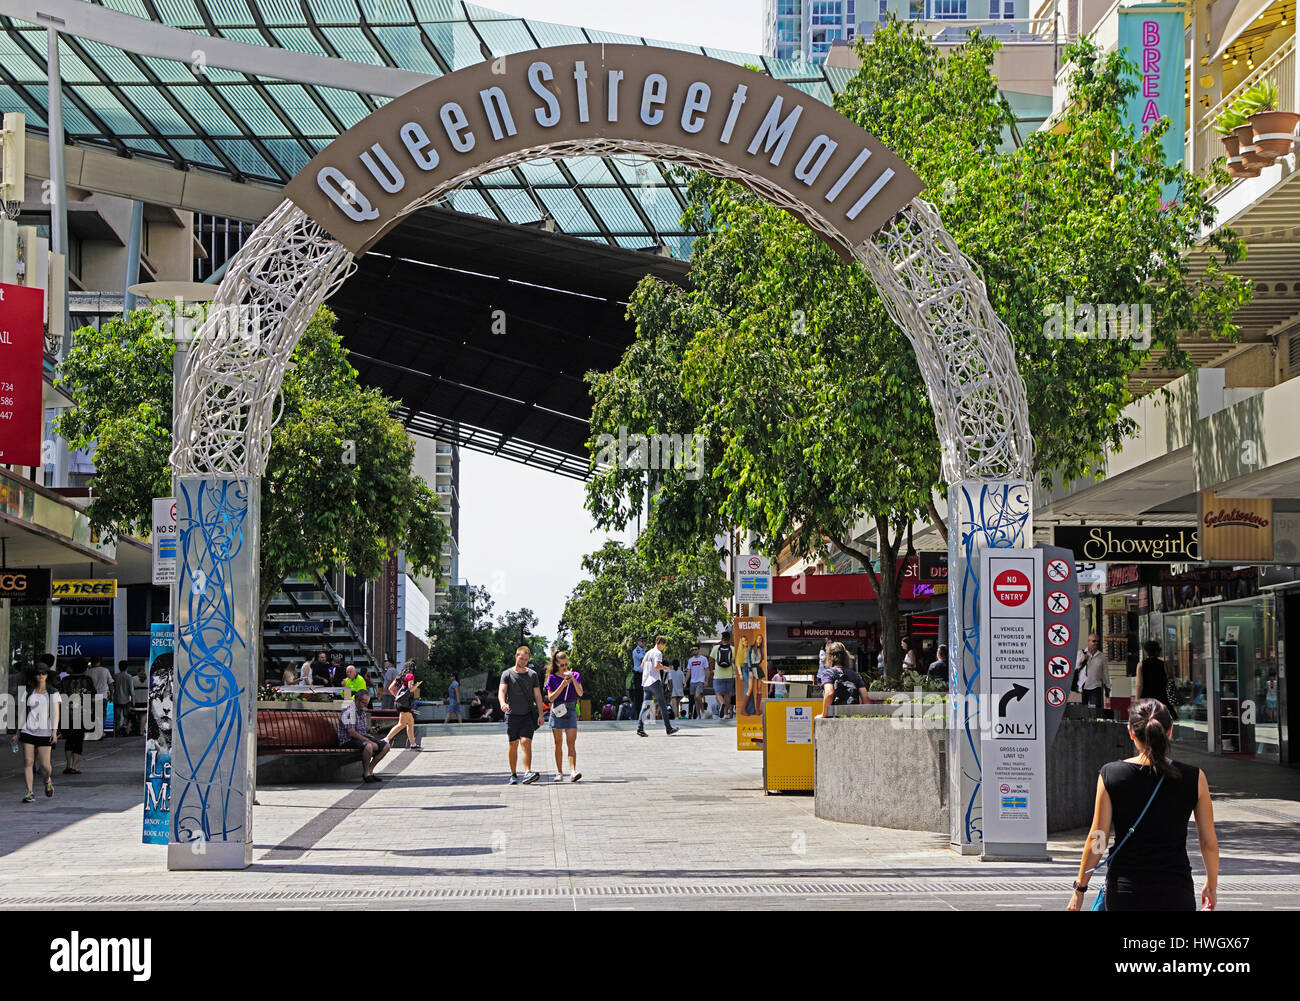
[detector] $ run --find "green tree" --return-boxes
[559,539,730,701]
[419,589,551,699]
[55,305,448,647]
[586,21,1248,681]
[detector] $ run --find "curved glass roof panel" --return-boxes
[3,0,1015,261]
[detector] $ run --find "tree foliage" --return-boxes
[55,305,449,628]
[584,20,1249,680]
[559,539,730,701]
[419,586,549,698]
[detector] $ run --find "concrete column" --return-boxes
[947,480,1032,854]
[45,602,59,661]
[45,25,72,489]
[122,201,144,315]
[167,476,260,870]
[112,592,127,667]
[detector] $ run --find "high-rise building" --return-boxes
[765,0,1027,63]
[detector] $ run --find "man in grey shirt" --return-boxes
[498,645,544,785]
[381,657,398,710]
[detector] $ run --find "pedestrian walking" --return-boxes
[59,661,93,775]
[446,673,464,723]
[769,668,788,699]
[19,664,61,802]
[667,660,686,719]
[712,632,735,720]
[381,657,399,710]
[499,645,544,785]
[685,645,708,719]
[817,642,867,718]
[1077,633,1108,712]
[637,636,680,738]
[544,650,582,782]
[385,672,422,750]
[113,660,137,737]
[85,657,112,703]
[629,636,648,724]
[1136,640,1168,702]
[1069,699,1219,911]
[338,690,390,784]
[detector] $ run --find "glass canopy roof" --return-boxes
[0,0,1043,259]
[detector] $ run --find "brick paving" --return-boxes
[2,722,1298,910]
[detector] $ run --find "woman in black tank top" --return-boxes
[1069,699,1220,911]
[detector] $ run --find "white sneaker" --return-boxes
[554,773,565,782]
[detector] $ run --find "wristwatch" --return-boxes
[1072,881,1089,893]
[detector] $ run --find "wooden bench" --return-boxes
[256,710,385,783]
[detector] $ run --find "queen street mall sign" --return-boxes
[1053,525,1199,563]
[285,45,922,259]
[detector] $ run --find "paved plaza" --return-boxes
[3,723,1299,910]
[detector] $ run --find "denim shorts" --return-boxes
[714,677,734,695]
[550,705,577,730]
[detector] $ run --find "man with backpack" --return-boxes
[817,641,867,718]
[712,632,735,721]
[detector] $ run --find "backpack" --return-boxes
[829,668,861,706]
[716,644,732,668]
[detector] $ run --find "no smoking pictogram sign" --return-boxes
[1046,622,1072,647]
[1046,559,1070,583]
[747,556,762,572]
[1047,655,1072,679]
[993,569,1032,607]
[1046,687,1066,707]
[1046,590,1071,614]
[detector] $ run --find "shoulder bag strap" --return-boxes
[1086,773,1165,877]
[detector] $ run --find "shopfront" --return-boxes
[1150,567,1281,761]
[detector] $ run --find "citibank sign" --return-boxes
[285,44,922,257]
[1053,525,1199,563]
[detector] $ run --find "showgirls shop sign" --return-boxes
[1119,6,1186,203]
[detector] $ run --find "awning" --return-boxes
[1209,0,1277,62]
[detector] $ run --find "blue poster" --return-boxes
[142,624,174,845]
[1119,5,1186,204]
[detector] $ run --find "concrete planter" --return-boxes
[814,716,1131,834]
[255,700,346,712]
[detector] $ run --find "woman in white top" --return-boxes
[20,663,61,803]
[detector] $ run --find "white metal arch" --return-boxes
[171,139,1032,484]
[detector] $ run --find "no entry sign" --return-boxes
[993,569,1032,607]
[0,282,45,467]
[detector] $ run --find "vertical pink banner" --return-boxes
[0,282,45,466]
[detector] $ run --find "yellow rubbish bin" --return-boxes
[762,699,821,793]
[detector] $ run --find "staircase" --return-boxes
[262,574,378,679]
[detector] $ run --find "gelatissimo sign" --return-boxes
[52,578,119,602]
[1053,525,1199,563]
[284,44,923,258]
[1200,491,1273,562]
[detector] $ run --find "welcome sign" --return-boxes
[285,44,922,259]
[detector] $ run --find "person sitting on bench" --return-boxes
[337,690,390,784]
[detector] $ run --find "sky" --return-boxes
[455,1,763,642]
[485,0,764,54]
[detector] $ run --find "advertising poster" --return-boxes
[142,624,175,845]
[733,615,766,751]
[0,282,46,466]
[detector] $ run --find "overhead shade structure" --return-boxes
[1209,0,1279,61]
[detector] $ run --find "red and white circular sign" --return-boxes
[999,783,1011,795]
[747,556,762,572]
[993,569,1032,607]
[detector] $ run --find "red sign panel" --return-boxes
[993,569,1032,607]
[0,283,45,466]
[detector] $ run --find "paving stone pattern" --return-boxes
[2,723,1298,910]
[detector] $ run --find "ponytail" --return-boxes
[1129,698,1179,780]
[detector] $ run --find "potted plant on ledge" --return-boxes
[1215,106,1248,177]
[1246,77,1300,158]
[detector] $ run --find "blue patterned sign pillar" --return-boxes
[167,476,260,870]
[948,480,1032,854]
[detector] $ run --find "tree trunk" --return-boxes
[927,494,948,544]
[875,515,905,684]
